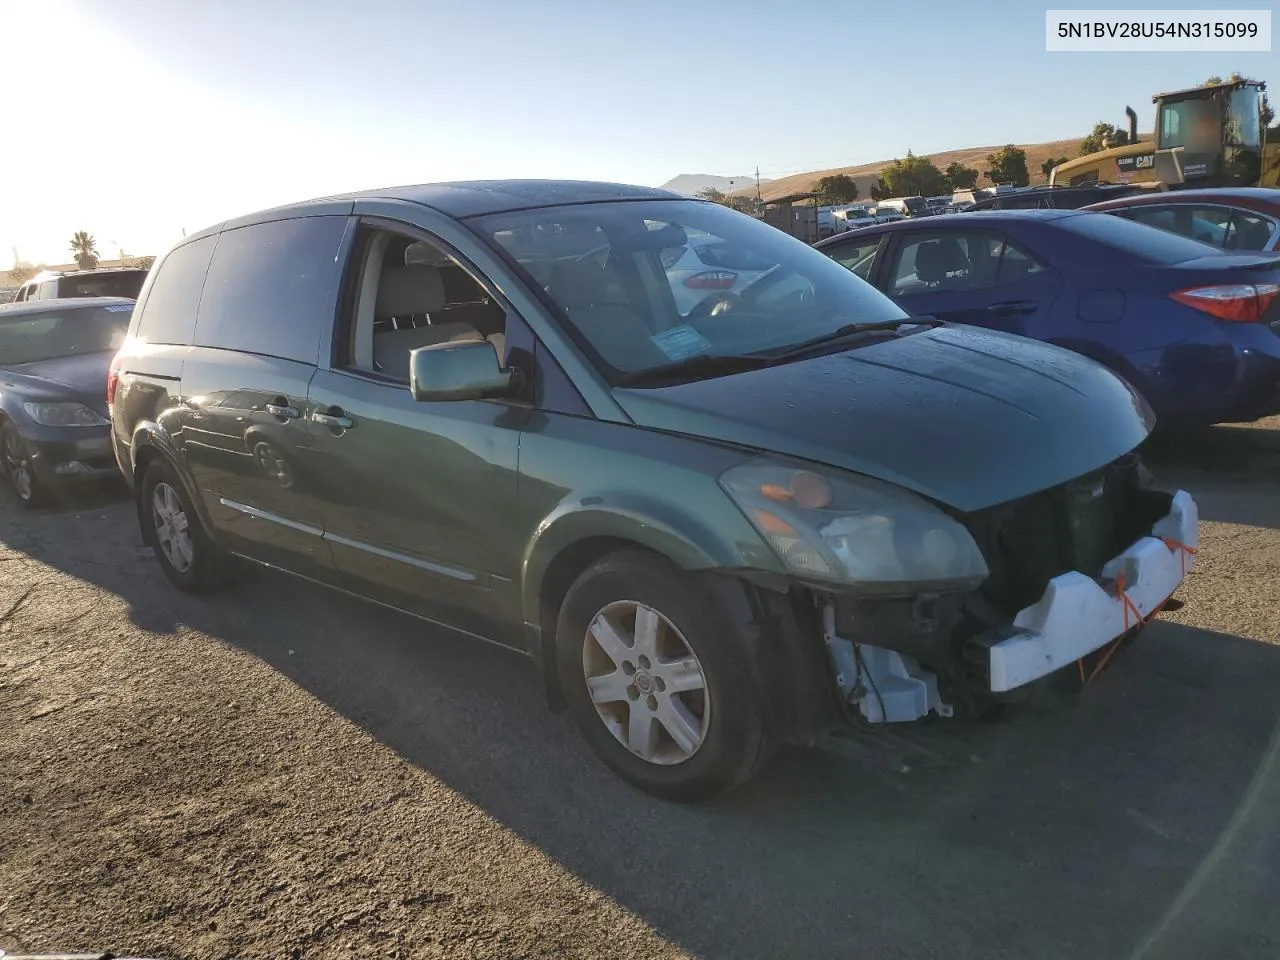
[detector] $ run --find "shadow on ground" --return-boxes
[2,424,1279,960]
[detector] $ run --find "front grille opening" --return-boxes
[961,453,1172,620]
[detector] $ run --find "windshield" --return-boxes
[904,197,928,214]
[1226,86,1263,149]
[59,271,147,299]
[476,199,907,382]
[1057,212,1228,264]
[0,304,132,364]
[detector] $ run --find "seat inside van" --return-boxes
[352,233,507,380]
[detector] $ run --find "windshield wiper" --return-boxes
[615,353,776,387]
[757,316,943,362]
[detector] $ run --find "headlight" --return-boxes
[22,401,109,427]
[719,461,988,593]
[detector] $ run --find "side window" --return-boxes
[1124,206,1178,233]
[194,216,348,364]
[1227,210,1277,251]
[133,235,217,345]
[890,233,996,296]
[1124,205,1240,248]
[38,281,59,299]
[827,236,883,280]
[986,236,1047,285]
[340,226,508,383]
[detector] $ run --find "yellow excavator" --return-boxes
[1050,78,1279,190]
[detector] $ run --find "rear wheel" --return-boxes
[2,422,49,508]
[141,459,233,593]
[555,550,771,801]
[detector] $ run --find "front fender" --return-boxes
[519,489,782,629]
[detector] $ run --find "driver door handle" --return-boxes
[987,300,1038,316]
[266,401,300,419]
[311,407,353,430]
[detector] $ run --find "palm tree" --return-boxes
[69,231,99,270]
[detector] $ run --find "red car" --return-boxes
[1084,187,1280,253]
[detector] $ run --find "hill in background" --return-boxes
[667,133,1153,202]
[659,173,772,196]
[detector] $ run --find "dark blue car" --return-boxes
[813,209,1280,427]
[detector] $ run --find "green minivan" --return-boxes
[109,181,1198,800]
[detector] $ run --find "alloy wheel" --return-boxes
[152,481,194,574]
[581,600,711,765]
[3,430,33,501]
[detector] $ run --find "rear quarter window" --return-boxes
[193,216,348,364]
[133,236,218,345]
[1054,212,1224,264]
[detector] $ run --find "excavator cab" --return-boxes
[1151,80,1266,188]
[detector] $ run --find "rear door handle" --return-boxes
[311,408,353,430]
[987,300,1038,315]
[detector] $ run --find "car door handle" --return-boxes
[987,300,1038,315]
[266,402,301,419]
[311,408,353,430]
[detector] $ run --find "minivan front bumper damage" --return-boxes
[988,490,1198,692]
[820,489,1199,724]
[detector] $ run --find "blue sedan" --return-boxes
[813,209,1280,427]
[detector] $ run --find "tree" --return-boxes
[69,231,99,270]
[877,152,948,198]
[984,145,1030,186]
[1041,156,1068,179]
[9,262,40,284]
[1079,122,1129,156]
[814,174,859,204]
[869,178,889,201]
[1204,73,1275,127]
[696,186,760,215]
[943,162,978,190]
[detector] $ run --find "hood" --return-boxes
[613,325,1152,513]
[0,351,113,415]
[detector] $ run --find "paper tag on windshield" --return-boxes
[105,304,133,312]
[651,324,712,361]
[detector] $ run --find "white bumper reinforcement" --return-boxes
[988,490,1199,693]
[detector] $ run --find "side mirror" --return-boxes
[409,339,516,402]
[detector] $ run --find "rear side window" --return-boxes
[194,216,348,364]
[1055,212,1223,264]
[134,236,217,345]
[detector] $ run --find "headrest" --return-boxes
[376,264,446,317]
[915,239,968,283]
[547,260,608,308]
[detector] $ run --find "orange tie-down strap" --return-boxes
[1079,537,1199,685]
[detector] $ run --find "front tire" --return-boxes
[555,549,771,802]
[2,422,50,508]
[141,459,233,593]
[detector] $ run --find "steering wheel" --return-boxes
[686,291,747,322]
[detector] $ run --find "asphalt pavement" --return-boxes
[1,420,1278,960]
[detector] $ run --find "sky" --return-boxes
[1,0,1273,267]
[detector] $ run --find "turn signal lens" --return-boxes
[753,510,795,536]
[757,472,833,509]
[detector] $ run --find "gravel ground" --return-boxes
[2,420,1279,960]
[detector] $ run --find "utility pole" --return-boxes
[756,166,762,203]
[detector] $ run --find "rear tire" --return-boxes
[555,549,771,802]
[140,459,233,593]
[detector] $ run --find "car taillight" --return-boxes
[1170,283,1280,323]
[107,355,122,407]
[684,270,738,290]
